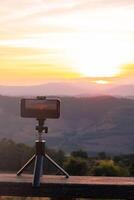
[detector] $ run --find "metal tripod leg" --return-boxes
[17,154,36,176]
[33,154,44,187]
[45,153,69,178]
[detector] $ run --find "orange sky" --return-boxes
[0,0,134,85]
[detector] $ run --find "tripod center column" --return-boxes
[36,140,45,155]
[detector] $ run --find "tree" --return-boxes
[97,152,110,160]
[92,160,129,177]
[71,149,88,159]
[64,156,89,176]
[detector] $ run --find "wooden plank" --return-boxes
[0,174,134,199]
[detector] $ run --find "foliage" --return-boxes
[64,156,89,176]
[0,138,34,171]
[0,138,133,178]
[71,149,88,159]
[97,152,111,160]
[92,160,129,177]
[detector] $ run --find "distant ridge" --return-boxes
[0,95,134,154]
[0,82,134,97]
[0,82,106,96]
[108,85,134,97]
[0,82,87,96]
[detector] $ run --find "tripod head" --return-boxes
[36,119,48,134]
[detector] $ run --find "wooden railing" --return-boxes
[0,174,134,199]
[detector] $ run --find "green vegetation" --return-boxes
[92,160,129,176]
[0,138,133,177]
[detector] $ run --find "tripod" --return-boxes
[17,119,69,187]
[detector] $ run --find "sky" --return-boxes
[0,0,134,86]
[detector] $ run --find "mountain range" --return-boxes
[0,95,134,154]
[0,81,134,97]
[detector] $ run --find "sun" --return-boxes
[64,34,123,79]
[95,80,109,84]
[67,47,121,78]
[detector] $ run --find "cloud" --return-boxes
[0,0,134,38]
[0,0,134,85]
[121,64,134,76]
[0,0,83,38]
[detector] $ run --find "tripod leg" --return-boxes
[17,154,36,176]
[33,155,44,187]
[45,153,69,178]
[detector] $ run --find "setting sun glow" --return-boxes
[95,80,109,84]
[0,0,133,85]
[65,40,122,78]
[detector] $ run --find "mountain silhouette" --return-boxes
[0,95,134,154]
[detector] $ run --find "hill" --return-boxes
[0,82,98,96]
[108,85,134,97]
[0,95,134,154]
[0,83,87,96]
[0,82,134,98]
